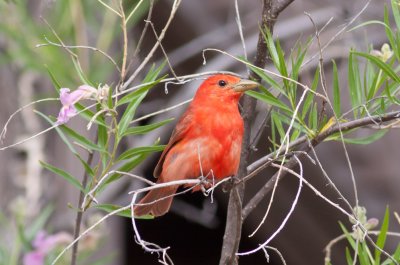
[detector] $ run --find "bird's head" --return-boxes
[194,74,259,103]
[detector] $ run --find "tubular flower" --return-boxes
[56,85,97,124]
[23,230,72,265]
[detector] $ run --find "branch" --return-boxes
[71,150,94,265]
[219,0,294,264]
[242,110,400,218]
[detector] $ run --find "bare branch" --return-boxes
[219,0,294,264]
[243,110,400,218]
[121,0,182,90]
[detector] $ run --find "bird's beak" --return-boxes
[232,79,259,92]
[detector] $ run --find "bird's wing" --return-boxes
[153,111,193,178]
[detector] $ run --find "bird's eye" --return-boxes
[218,80,227,87]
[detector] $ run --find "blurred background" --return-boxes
[0,0,398,264]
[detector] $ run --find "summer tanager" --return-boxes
[134,74,258,217]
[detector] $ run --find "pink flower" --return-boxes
[23,230,73,265]
[56,85,97,124]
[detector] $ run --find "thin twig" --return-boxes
[121,0,182,91]
[324,231,400,264]
[36,39,121,73]
[145,20,181,81]
[71,151,94,265]
[219,1,295,263]
[130,99,192,124]
[0,98,58,144]
[242,110,400,218]
[202,48,327,101]
[119,1,128,83]
[133,0,154,57]
[238,155,303,256]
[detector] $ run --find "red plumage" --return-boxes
[134,74,258,217]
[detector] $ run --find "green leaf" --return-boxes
[263,28,280,70]
[35,111,78,155]
[96,105,109,169]
[345,247,354,265]
[272,111,309,135]
[271,112,285,143]
[116,145,165,161]
[35,111,95,176]
[72,58,93,86]
[248,64,284,95]
[374,206,390,265]
[117,77,162,107]
[74,103,107,127]
[25,204,53,241]
[117,63,166,106]
[310,103,318,132]
[302,67,319,120]
[122,118,174,137]
[40,161,84,192]
[358,241,372,265]
[276,39,289,90]
[60,124,106,153]
[384,6,398,60]
[341,129,388,145]
[332,60,341,117]
[246,89,292,113]
[353,51,400,83]
[95,204,153,219]
[339,222,356,250]
[45,65,62,91]
[102,153,151,187]
[348,52,362,117]
[391,0,400,33]
[348,20,393,32]
[118,91,148,137]
[393,243,400,262]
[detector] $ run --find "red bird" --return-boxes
[134,74,258,217]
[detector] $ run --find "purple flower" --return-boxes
[23,251,44,265]
[23,230,73,265]
[56,85,97,124]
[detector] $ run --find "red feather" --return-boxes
[134,74,257,217]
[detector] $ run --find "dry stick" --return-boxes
[71,151,94,265]
[36,39,121,73]
[242,110,400,219]
[133,0,154,57]
[219,1,294,264]
[263,246,287,265]
[305,12,360,212]
[0,98,58,144]
[145,20,181,81]
[1,72,239,152]
[248,88,308,238]
[324,231,400,264]
[121,0,182,91]
[119,0,128,83]
[238,155,304,256]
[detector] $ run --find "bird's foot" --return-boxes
[222,175,240,192]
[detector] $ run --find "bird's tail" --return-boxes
[134,185,178,217]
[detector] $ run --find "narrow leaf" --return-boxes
[40,161,84,192]
[95,204,153,219]
[60,124,105,153]
[246,90,292,113]
[353,51,400,83]
[118,91,148,137]
[122,118,174,137]
[332,60,341,116]
[116,145,165,161]
[374,206,390,264]
[341,129,388,145]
